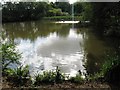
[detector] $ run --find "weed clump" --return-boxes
[101,55,120,85]
[6,65,32,86]
[34,66,65,85]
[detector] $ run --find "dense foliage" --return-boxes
[91,2,120,36]
[101,54,120,85]
[6,65,31,86]
[2,2,84,22]
[34,67,65,85]
[1,43,31,86]
[2,2,50,22]
[1,43,21,74]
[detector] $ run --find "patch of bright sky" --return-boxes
[1,0,77,4]
[49,0,77,4]
[1,0,120,3]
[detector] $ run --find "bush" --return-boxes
[48,8,63,16]
[101,55,120,85]
[69,74,84,83]
[1,43,21,75]
[34,67,65,85]
[86,72,104,82]
[101,55,120,76]
[34,71,56,85]
[6,65,32,86]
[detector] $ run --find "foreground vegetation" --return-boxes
[1,43,120,88]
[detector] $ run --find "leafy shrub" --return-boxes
[6,65,32,86]
[101,55,120,76]
[69,74,84,83]
[100,55,120,85]
[34,67,65,85]
[34,71,56,85]
[1,43,21,75]
[86,72,104,82]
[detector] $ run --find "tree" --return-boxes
[48,8,63,16]
[91,2,120,36]
[2,2,51,22]
[55,2,71,14]
[81,3,93,21]
[74,2,83,16]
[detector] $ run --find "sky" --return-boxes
[1,0,77,4]
[49,0,77,4]
[1,0,119,4]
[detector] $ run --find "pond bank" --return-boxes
[2,80,111,89]
[43,16,82,21]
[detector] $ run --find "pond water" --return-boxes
[2,21,114,77]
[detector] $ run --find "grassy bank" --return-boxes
[43,16,82,21]
[3,16,83,23]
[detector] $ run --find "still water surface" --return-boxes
[2,21,113,77]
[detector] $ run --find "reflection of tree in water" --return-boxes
[2,21,71,42]
[56,24,70,37]
[78,27,120,78]
[85,53,102,75]
[81,29,108,75]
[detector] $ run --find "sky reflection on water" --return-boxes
[16,28,86,77]
[3,21,113,77]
